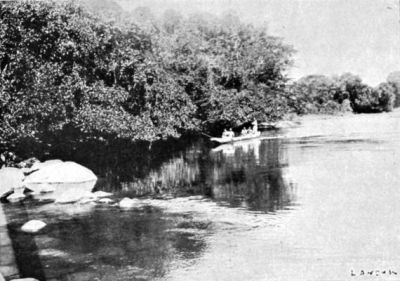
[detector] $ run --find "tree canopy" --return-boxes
[0,1,295,150]
[0,1,396,155]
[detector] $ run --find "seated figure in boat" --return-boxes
[241,128,247,136]
[252,119,258,133]
[222,128,234,138]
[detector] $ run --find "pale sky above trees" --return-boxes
[116,0,400,86]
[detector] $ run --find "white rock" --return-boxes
[21,220,46,233]
[6,191,26,203]
[24,161,97,185]
[29,159,63,171]
[119,197,139,208]
[98,198,113,204]
[0,167,24,195]
[24,161,97,202]
[91,191,113,198]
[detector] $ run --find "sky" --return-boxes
[116,0,400,86]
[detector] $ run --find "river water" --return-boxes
[2,111,400,281]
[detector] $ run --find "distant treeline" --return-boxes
[0,1,399,151]
[286,72,400,115]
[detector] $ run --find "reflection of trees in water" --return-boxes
[3,137,297,279]
[29,137,207,196]
[208,139,296,212]
[119,150,205,197]
[28,136,296,211]
[106,137,296,212]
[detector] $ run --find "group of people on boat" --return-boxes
[221,128,234,138]
[240,127,255,136]
[221,120,258,138]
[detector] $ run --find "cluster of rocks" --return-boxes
[14,194,143,235]
[0,159,97,203]
[0,158,151,210]
[0,158,149,280]
[76,194,145,209]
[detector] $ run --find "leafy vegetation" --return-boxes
[286,73,395,115]
[0,1,397,156]
[387,71,400,108]
[0,1,294,151]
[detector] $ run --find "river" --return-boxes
[2,111,400,281]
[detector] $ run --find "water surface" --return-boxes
[3,111,400,281]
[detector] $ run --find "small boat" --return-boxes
[211,138,262,153]
[210,131,262,144]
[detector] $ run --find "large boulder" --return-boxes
[0,167,24,195]
[24,161,97,202]
[22,159,63,175]
[29,159,63,172]
[6,192,26,203]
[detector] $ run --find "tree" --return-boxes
[153,12,294,130]
[287,75,342,114]
[0,1,197,150]
[0,1,296,153]
[374,82,395,112]
[387,71,400,107]
[335,73,394,113]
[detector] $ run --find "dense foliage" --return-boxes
[387,71,400,108]
[0,1,397,156]
[0,1,196,147]
[153,12,294,129]
[0,1,294,150]
[286,73,395,115]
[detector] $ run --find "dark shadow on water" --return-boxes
[207,139,296,212]
[4,205,46,281]
[3,203,208,281]
[3,135,297,279]
[13,135,297,212]
[60,136,298,213]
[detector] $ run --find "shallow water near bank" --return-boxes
[2,111,400,281]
